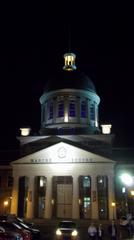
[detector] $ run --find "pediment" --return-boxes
[11,142,115,165]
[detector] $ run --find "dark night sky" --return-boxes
[0,3,134,148]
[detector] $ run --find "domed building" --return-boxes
[39,56,100,135]
[10,52,116,220]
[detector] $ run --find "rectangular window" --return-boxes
[81,101,86,118]
[58,101,64,117]
[79,176,91,219]
[90,104,95,120]
[97,176,108,219]
[69,101,75,117]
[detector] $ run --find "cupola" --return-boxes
[63,53,77,71]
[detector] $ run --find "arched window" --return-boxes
[81,101,86,118]
[97,175,108,219]
[69,101,76,117]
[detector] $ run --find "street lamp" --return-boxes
[130,190,134,196]
[3,201,8,214]
[120,173,133,216]
[120,173,133,186]
[111,202,116,220]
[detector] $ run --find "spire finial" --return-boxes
[68,25,71,53]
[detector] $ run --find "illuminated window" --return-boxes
[90,104,95,120]
[122,187,126,193]
[97,176,108,219]
[79,176,91,219]
[69,101,76,117]
[83,176,90,187]
[81,101,86,118]
[48,102,53,119]
[58,101,64,117]
[34,176,47,218]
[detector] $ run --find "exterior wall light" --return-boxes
[4,201,8,207]
[51,199,55,205]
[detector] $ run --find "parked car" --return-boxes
[0,221,32,240]
[14,220,41,240]
[0,215,34,227]
[55,220,80,240]
[0,214,40,239]
[0,225,23,240]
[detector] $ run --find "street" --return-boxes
[27,219,134,240]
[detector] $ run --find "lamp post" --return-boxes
[130,190,134,196]
[3,200,8,215]
[120,173,133,216]
[111,202,116,220]
[130,190,134,216]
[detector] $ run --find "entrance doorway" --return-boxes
[52,176,72,218]
[57,184,72,218]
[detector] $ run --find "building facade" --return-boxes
[1,52,133,220]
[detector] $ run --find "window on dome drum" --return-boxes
[48,102,53,119]
[69,101,76,117]
[90,104,95,120]
[58,101,64,117]
[81,101,86,118]
[97,176,108,219]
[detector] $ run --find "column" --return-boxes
[44,176,52,218]
[77,97,81,123]
[91,175,98,219]
[108,174,116,220]
[64,96,69,122]
[95,103,98,127]
[26,176,35,218]
[72,176,79,219]
[10,176,19,215]
[53,97,57,123]
[87,99,90,125]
